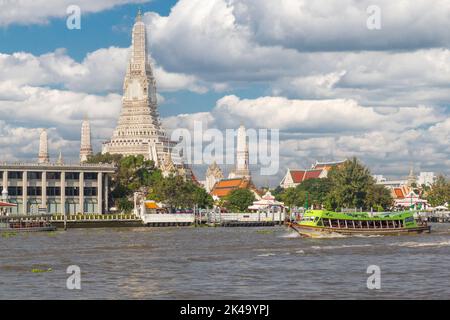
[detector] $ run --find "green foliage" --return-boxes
[365,183,393,210]
[117,198,133,213]
[327,158,372,209]
[225,189,256,212]
[426,175,450,207]
[327,157,393,210]
[87,153,213,212]
[274,157,393,211]
[275,178,331,209]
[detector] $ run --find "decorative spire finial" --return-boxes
[57,150,64,165]
[136,7,142,22]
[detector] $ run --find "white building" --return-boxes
[374,171,436,188]
[0,162,115,215]
[417,172,436,187]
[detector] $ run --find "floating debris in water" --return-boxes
[1,232,18,238]
[32,268,53,273]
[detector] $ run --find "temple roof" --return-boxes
[288,169,323,184]
[211,178,254,198]
[312,160,345,170]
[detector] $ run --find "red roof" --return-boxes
[290,170,306,183]
[289,169,322,184]
[304,170,322,180]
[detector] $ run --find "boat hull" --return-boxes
[288,222,431,238]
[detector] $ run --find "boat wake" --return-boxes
[308,232,347,239]
[390,240,450,248]
[279,232,301,238]
[256,253,276,257]
[311,244,373,250]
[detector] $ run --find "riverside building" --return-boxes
[0,122,115,215]
[0,162,115,215]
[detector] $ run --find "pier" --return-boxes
[204,211,286,227]
[415,211,450,223]
[51,214,143,228]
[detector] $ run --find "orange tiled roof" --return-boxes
[393,188,405,199]
[145,201,161,209]
[211,178,252,198]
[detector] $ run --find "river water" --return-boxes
[1,224,449,299]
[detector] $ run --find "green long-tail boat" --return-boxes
[288,210,430,238]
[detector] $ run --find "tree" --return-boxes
[365,183,393,211]
[225,189,256,212]
[297,178,332,208]
[117,198,133,213]
[192,185,214,209]
[275,178,332,210]
[87,153,160,211]
[326,157,392,211]
[279,187,303,209]
[426,175,450,207]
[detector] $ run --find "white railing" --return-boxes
[207,211,285,223]
[141,213,195,224]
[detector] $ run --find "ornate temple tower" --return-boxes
[80,118,93,162]
[228,124,250,179]
[407,166,417,187]
[205,161,224,193]
[38,129,50,164]
[102,10,176,165]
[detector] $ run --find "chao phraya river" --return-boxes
[1,224,449,299]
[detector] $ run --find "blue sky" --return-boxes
[0,0,449,184]
[0,0,267,117]
[0,1,175,60]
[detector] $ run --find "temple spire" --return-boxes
[38,129,50,164]
[80,118,93,162]
[56,150,64,165]
[136,8,142,22]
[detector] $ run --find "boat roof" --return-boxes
[304,210,414,220]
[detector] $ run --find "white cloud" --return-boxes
[0,47,208,95]
[163,95,450,185]
[271,49,450,107]
[0,86,122,160]
[0,0,149,27]
[232,0,450,51]
[142,0,450,107]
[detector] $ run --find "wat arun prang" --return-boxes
[102,11,185,176]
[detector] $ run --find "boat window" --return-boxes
[317,219,324,227]
[330,219,339,228]
[301,216,316,222]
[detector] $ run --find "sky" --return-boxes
[0,0,449,186]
